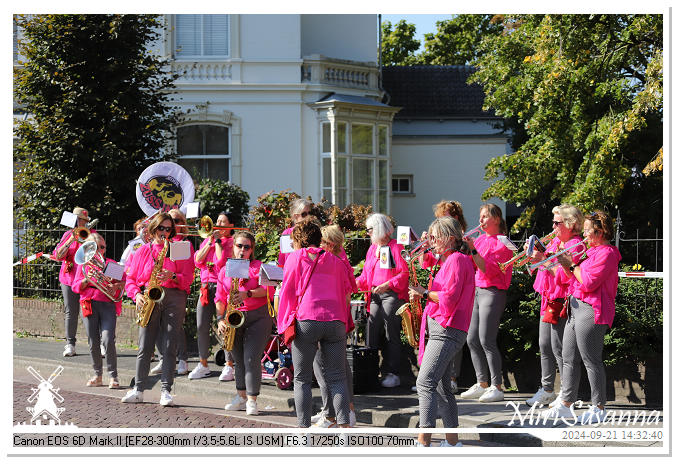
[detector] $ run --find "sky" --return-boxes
[381,14,452,52]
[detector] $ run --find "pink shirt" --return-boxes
[473,234,513,290]
[195,236,232,283]
[214,259,274,311]
[570,244,621,327]
[533,236,584,316]
[124,242,195,300]
[356,239,409,301]
[277,247,354,334]
[72,257,124,315]
[418,252,475,365]
[277,226,294,267]
[52,229,97,286]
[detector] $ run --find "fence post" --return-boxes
[615,210,621,249]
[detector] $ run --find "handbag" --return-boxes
[80,298,93,318]
[542,298,565,325]
[283,250,324,346]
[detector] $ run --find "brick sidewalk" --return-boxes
[13,382,286,429]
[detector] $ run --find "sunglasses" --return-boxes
[156,225,172,232]
[366,227,374,233]
[299,211,310,218]
[552,221,564,226]
[235,243,252,250]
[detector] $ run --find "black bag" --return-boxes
[347,345,380,394]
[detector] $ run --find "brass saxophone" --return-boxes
[135,239,168,327]
[222,278,245,351]
[396,256,424,348]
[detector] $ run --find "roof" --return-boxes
[381,65,497,119]
[314,93,394,109]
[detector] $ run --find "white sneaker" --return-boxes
[541,402,577,421]
[579,405,606,425]
[150,361,163,375]
[549,391,563,408]
[224,395,247,411]
[219,364,235,381]
[100,343,106,358]
[159,390,174,407]
[349,410,357,427]
[527,387,558,407]
[381,373,400,388]
[177,360,189,375]
[311,417,337,428]
[479,385,504,403]
[246,399,258,416]
[310,410,327,423]
[450,379,458,393]
[460,383,486,399]
[188,364,211,380]
[121,388,144,403]
[440,440,463,447]
[63,344,76,357]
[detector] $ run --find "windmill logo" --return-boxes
[15,366,76,428]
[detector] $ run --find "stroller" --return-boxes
[261,332,294,390]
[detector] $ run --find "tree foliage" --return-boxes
[381,20,421,66]
[420,15,504,65]
[470,14,663,232]
[14,14,179,228]
[194,179,250,228]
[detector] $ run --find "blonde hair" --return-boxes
[428,217,469,254]
[321,224,345,256]
[552,204,584,235]
[480,203,507,235]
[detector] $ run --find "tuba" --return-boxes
[135,239,168,327]
[74,241,124,302]
[222,278,246,352]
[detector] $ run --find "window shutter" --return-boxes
[176,14,200,57]
[203,15,229,56]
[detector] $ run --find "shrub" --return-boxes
[194,178,250,227]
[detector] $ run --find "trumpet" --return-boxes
[462,224,484,240]
[176,215,249,239]
[74,241,124,302]
[72,226,91,243]
[498,230,557,272]
[400,241,433,263]
[527,239,588,272]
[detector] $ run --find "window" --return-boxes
[177,125,230,181]
[392,175,413,194]
[175,15,229,58]
[320,121,390,212]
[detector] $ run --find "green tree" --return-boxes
[14,14,179,229]
[420,14,503,65]
[194,178,250,227]
[381,19,421,66]
[470,14,662,233]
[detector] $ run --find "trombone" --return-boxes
[527,240,588,273]
[176,215,249,239]
[71,218,98,243]
[498,230,557,272]
[400,240,432,263]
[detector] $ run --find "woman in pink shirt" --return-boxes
[356,213,409,388]
[216,231,274,416]
[277,198,312,268]
[72,233,123,389]
[542,211,621,424]
[189,211,234,381]
[409,217,475,447]
[310,224,358,427]
[53,206,93,357]
[461,203,513,403]
[526,204,584,408]
[120,213,193,407]
[277,217,354,428]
